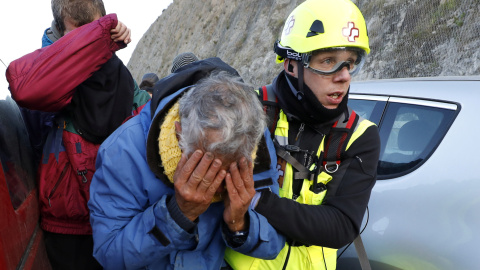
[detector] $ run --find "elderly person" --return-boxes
[88,60,284,270]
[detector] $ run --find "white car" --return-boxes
[338,76,480,270]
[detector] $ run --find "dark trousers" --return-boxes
[44,231,102,270]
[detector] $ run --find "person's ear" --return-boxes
[284,59,296,77]
[174,121,182,141]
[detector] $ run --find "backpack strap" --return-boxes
[258,84,279,137]
[322,109,358,173]
[273,140,312,180]
[354,234,372,270]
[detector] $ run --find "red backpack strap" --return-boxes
[258,84,279,137]
[323,108,359,173]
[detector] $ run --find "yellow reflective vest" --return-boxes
[225,109,375,270]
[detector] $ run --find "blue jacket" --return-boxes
[88,58,285,270]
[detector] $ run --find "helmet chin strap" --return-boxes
[288,59,305,101]
[297,60,304,98]
[285,59,304,101]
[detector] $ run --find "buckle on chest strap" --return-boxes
[310,182,327,194]
[324,161,339,174]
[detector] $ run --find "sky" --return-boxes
[0,0,173,99]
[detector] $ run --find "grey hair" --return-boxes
[52,0,106,34]
[178,71,266,163]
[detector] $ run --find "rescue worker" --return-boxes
[224,0,380,269]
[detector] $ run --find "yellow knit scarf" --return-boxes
[159,102,182,182]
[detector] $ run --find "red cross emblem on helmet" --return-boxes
[284,15,295,35]
[342,22,360,42]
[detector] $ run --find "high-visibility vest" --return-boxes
[225,108,375,270]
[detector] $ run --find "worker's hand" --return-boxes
[223,157,256,232]
[173,150,226,221]
[111,20,131,44]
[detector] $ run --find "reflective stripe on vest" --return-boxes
[225,110,375,270]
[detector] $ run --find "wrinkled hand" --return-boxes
[111,20,131,44]
[223,157,256,232]
[174,150,226,221]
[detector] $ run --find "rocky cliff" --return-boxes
[127,0,480,85]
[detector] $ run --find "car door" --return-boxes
[0,96,52,270]
[338,92,460,269]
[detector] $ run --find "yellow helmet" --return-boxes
[275,0,370,65]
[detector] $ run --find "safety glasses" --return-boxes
[302,48,366,76]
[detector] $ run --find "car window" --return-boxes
[0,96,37,209]
[348,95,387,125]
[349,96,458,180]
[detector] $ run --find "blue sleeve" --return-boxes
[19,107,56,165]
[223,128,285,258]
[225,207,285,259]
[88,122,198,270]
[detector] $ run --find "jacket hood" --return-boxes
[145,57,241,181]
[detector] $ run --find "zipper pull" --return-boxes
[355,155,372,175]
[295,123,305,141]
[77,169,88,183]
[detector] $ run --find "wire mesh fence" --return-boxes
[129,0,480,83]
[355,0,480,79]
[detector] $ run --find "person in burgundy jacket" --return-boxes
[5,0,150,269]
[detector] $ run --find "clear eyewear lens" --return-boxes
[303,49,366,76]
[306,61,358,75]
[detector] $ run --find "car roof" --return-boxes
[354,75,480,83]
[350,76,480,104]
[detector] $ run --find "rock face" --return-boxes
[128,0,480,86]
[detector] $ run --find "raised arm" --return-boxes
[7,14,126,112]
